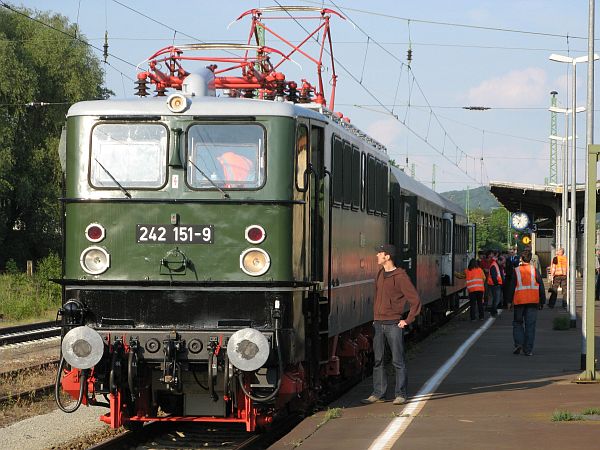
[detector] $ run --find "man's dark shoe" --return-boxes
[513,345,522,355]
[361,395,385,404]
[523,351,533,356]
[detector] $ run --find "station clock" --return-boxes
[511,211,530,231]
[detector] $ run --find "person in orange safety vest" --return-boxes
[549,247,567,309]
[486,253,503,318]
[464,258,486,321]
[217,151,254,187]
[508,250,546,356]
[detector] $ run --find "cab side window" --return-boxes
[296,125,309,191]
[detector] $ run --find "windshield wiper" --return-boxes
[94,158,132,199]
[188,159,230,199]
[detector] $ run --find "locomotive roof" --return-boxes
[391,165,466,216]
[67,96,327,121]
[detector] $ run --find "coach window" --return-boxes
[343,141,352,208]
[332,135,343,205]
[360,152,367,211]
[403,203,410,246]
[296,125,309,191]
[417,212,423,255]
[90,123,168,189]
[351,146,360,210]
[381,163,389,214]
[186,124,264,189]
[424,214,429,253]
[366,155,376,213]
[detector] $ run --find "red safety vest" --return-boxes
[552,255,567,276]
[218,152,253,183]
[513,264,540,305]
[465,268,485,293]
[486,260,503,285]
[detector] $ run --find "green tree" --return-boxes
[0,6,107,268]
[471,206,510,251]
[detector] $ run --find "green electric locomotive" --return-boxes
[55,7,469,431]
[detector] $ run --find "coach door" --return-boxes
[309,123,325,282]
[400,195,417,284]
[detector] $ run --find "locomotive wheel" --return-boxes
[127,351,139,400]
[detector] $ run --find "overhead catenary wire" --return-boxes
[301,0,591,41]
[310,3,486,183]
[0,0,137,88]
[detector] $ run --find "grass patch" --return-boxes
[551,410,582,421]
[317,407,343,428]
[0,253,61,322]
[552,316,571,330]
[581,407,600,416]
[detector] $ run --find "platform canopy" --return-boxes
[488,181,594,221]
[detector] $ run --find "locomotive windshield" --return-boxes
[186,124,264,189]
[90,123,168,188]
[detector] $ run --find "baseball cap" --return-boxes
[375,244,396,256]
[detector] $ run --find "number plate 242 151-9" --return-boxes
[136,224,214,244]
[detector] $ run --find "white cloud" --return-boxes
[365,117,403,147]
[466,68,547,107]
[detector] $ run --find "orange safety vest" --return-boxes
[465,268,485,293]
[513,264,540,305]
[217,152,253,183]
[552,255,567,276]
[486,260,503,285]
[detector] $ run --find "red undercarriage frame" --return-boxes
[135,6,344,110]
[60,328,372,431]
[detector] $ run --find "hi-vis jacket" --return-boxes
[217,152,253,183]
[551,255,568,277]
[508,263,546,305]
[486,260,503,286]
[465,268,486,294]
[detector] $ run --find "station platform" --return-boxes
[271,285,600,449]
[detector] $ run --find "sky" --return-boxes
[11,0,600,193]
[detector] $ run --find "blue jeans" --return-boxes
[489,285,502,317]
[513,303,538,353]
[372,321,407,399]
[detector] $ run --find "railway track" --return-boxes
[89,416,302,450]
[0,360,60,407]
[0,321,61,346]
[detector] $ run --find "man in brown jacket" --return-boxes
[362,244,422,406]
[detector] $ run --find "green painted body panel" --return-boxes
[65,203,293,281]
[64,115,297,282]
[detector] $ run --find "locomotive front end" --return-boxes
[56,94,307,431]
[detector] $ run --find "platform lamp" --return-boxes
[549,54,598,336]
[549,106,584,329]
[550,51,600,374]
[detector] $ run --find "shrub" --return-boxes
[5,259,20,275]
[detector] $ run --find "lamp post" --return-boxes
[549,105,584,328]
[549,52,599,368]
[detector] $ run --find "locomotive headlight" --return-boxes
[227,328,270,372]
[80,246,110,275]
[240,248,270,276]
[62,326,105,369]
[166,93,190,113]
